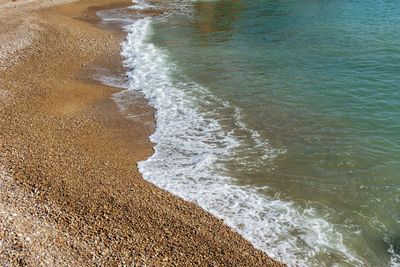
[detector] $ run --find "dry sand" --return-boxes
[0,0,285,265]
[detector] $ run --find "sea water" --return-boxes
[101,0,400,265]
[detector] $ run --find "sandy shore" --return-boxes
[0,0,284,265]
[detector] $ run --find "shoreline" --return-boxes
[0,0,284,265]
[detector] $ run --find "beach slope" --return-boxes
[0,0,284,265]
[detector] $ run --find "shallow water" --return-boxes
[102,0,400,265]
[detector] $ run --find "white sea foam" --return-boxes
[120,16,364,267]
[389,246,400,267]
[387,235,400,267]
[130,0,154,10]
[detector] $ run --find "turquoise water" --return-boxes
[118,0,400,265]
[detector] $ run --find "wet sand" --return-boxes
[0,0,284,265]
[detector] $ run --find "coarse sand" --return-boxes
[0,0,285,265]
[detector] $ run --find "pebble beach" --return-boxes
[0,0,284,265]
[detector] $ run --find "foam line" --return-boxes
[119,15,364,267]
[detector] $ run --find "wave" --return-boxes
[118,9,365,267]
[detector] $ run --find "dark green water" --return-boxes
[121,0,400,265]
